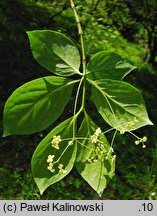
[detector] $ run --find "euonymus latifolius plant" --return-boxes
[3,0,153,196]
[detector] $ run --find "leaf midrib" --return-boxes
[88,78,142,116]
[15,79,78,120]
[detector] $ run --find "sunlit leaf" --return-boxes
[89,78,153,133]
[27,30,81,76]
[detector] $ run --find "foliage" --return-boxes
[3,3,152,196]
[1,135,156,200]
[0,0,156,199]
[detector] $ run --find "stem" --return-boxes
[111,130,117,148]
[81,82,86,110]
[77,140,95,151]
[128,131,141,140]
[55,142,71,163]
[73,77,84,117]
[72,78,86,138]
[70,0,87,139]
[72,77,84,138]
[70,0,86,74]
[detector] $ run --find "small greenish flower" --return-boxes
[95,146,101,154]
[47,155,55,163]
[60,169,67,174]
[108,147,114,153]
[95,127,102,136]
[91,134,98,144]
[112,155,116,162]
[47,165,55,173]
[47,161,55,173]
[142,136,147,142]
[142,144,146,148]
[87,158,92,163]
[91,127,102,144]
[58,164,67,174]
[91,128,102,144]
[135,140,140,145]
[93,159,98,163]
[126,122,134,130]
[51,135,61,149]
[135,135,147,148]
[58,164,63,169]
[68,140,73,146]
[125,118,139,131]
[134,117,139,122]
[47,155,56,173]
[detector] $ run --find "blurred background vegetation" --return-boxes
[0,0,157,200]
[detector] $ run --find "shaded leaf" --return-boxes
[3,76,77,136]
[31,118,77,195]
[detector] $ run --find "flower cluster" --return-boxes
[47,135,68,174]
[88,128,116,163]
[126,117,139,130]
[135,136,147,148]
[51,135,61,149]
[47,154,55,173]
[68,140,73,146]
[87,145,104,163]
[58,164,67,174]
[87,146,116,164]
[46,155,67,174]
[120,117,139,134]
[91,127,102,144]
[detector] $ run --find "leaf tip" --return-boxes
[39,188,45,196]
[98,191,103,197]
[147,118,154,126]
[3,130,10,137]
[150,119,154,125]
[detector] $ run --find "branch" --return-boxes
[69,0,86,66]
[51,1,69,20]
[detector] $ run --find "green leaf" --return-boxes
[31,117,77,195]
[75,114,115,197]
[27,30,81,76]
[3,76,77,136]
[89,78,153,133]
[87,51,136,80]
